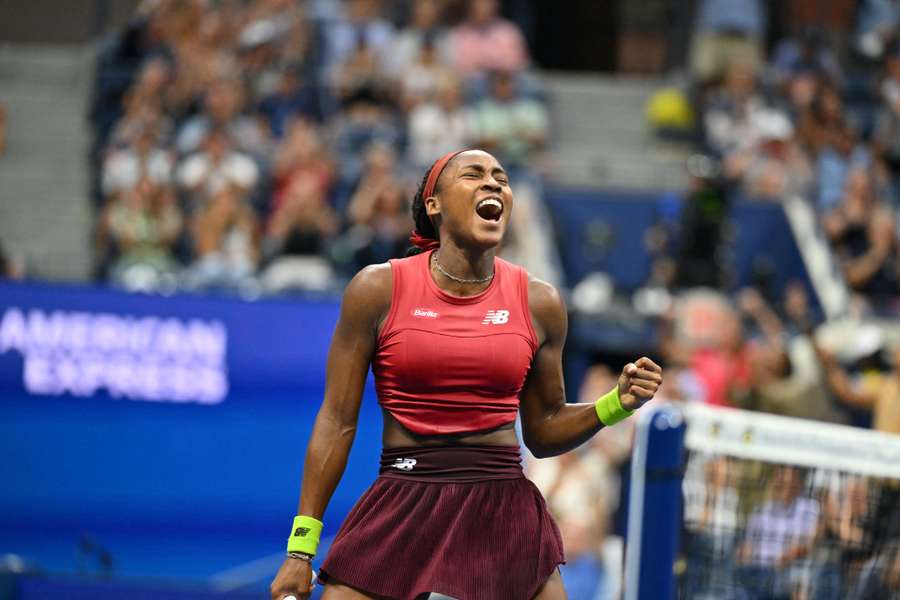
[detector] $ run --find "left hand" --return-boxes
[617,356,663,411]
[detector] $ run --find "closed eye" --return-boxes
[458,164,509,185]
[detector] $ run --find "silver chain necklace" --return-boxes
[431,252,494,284]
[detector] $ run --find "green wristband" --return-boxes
[594,386,634,426]
[287,515,323,555]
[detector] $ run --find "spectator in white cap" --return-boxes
[724,109,812,201]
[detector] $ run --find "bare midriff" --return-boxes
[381,409,519,448]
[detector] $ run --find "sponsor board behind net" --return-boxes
[0,307,228,404]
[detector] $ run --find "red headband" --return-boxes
[410,150,465,250]
[423,150,461,200]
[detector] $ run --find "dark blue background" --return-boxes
[0,281,382,583]
[544,190,811,295]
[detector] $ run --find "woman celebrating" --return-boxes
[270,149,662,600]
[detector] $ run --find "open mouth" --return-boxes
[475,197,503,221]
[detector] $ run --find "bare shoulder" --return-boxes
[527,274,566,344]
[341,262,393,326]
[528,275,565,316]
[347,262,392,296]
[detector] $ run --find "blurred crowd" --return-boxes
[532,280,900,598]
[531,1,900,597]
[65,1,900,597]
[682,456,900,600]
[88,0,550,294]
[651,0,900,442]
[662,0,900,307]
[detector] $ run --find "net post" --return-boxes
[624,403,686,600]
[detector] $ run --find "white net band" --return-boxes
[683,403,900,479]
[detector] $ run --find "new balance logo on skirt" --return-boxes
[482,310,510,325]
[391,458,417,471]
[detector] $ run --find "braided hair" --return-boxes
[407,159,442,256]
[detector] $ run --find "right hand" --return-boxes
[617,357,663,411]
[270,557,314,600]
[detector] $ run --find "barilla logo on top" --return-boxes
[482,309,510,325]
[411,308,440,318]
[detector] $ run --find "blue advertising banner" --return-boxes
[0,281,382,581]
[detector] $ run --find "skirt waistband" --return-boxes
[378,444,523,482]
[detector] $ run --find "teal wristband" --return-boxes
[594,386,634,426]
[287,515,323,556]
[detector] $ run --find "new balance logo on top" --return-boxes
[482,309,510,325]
[293,527,311,537]
[391,458,417,471]
[411,308,439,318]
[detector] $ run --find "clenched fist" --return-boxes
[617,356,663,411]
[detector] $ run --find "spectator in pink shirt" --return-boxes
[450,0,528,77]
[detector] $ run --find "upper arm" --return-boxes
[319,263,392,425]
[519,277,568,430]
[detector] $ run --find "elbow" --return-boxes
[528,448,558,459]
[338,423,358,441]
[522,429,548,459]
[526,442,550,459]
[317,409,359,443]
[522,413,568,458]
[331,412,358,440]
[523,432,558,459]
[527,444,566,459]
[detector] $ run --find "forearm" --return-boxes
[525,401,603,458]
[524,279,659,458]
[522,359,657,458]
[296,408,357,518]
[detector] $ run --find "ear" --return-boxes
[424,195,441,218]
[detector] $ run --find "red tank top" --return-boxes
[373,250,538,435]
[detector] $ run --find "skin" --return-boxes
[270,150,663,600]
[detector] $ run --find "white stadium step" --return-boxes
[541,73,690,190]
[0,44,93,281]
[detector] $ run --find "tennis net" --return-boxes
[678,404,900,600]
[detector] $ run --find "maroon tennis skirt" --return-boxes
[318,445,565,599]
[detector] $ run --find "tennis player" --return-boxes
[270,149,662,599]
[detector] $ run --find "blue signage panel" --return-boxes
[0,281,382,580]
[544,190,813,296]
[625,405,686,600]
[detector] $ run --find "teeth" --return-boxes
[477,198,502,210]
